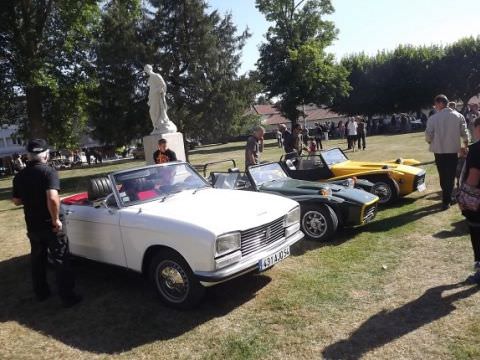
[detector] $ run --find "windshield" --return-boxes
[249,163,289,186]
[112,163,209,206]
[322,148,348,166]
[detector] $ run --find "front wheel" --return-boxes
[149,250,205,309]
[371,180,398,205]
[301,204,339,241]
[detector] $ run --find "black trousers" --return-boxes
[27,229,75,300]
[347,135,357,149]
[469,225,480,262]
[315,136,323,150]
[434,153,458,205]
[357,131,366,149]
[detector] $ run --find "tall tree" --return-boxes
[442,36,480,108]
[0,0,99,146]
[333,45,445,116]
[256,0,349,124]
[89,0,149,146]
[145,0,256,142]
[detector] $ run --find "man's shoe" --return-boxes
[441,203,450,211]
[35,289,51,302]
[466,271,480,285]
[62,294,83,308]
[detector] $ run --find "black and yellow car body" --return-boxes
[208,161,379,242]
[282,148,426,205]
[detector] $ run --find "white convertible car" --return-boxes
[61,162,303,308]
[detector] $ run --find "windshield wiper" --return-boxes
[193,185,210,194]
[160,190,183,202]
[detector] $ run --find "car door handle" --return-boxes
[65,209,74,215]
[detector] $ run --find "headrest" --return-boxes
[87,177,113,201]
[285,159,296,170]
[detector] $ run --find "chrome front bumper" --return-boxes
[195,230,304,286]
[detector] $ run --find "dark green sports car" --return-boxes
[210,162,379,242]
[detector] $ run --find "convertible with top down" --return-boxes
[207,161,379,242]
[282,148,426,205]
[60,162,303,309]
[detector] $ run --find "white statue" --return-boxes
[144,64,177,134]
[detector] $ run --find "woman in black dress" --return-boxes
[463,117,480,283]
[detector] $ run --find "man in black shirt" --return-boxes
[153,138,177,164]
[12,139,81,307]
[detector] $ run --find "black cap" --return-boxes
[26,139,48,154]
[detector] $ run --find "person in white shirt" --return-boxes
[347,118,358,152]
[426,94,470,210]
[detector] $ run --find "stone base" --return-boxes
[143,132,186,165]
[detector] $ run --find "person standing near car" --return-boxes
[12,139,81,307]
[347,117,358,152]
[245,126,265,169]
[279,124,295,157]
[153,138,177,164]
[314,123,323,150]
[460,117,480,284]
[357,117,367,150]
[426,94,470,210]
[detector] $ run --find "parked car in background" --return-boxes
[61,162,303,309]
[132,146,145,160]
[282,148,426,205]
[208,161,379,242]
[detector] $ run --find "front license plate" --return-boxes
[258,246,290,271]
[417,183,427,192]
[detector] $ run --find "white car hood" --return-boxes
[126,188,298,235]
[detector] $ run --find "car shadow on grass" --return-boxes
[321,282,479,360]
[292,200,440,257]
[0,255,271,354]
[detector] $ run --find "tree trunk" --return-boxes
[25,86,46,139]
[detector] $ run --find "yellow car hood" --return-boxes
[331,160,423,175]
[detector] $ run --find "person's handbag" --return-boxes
[457,161,480,211]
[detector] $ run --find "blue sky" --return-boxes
[208,0,480,74]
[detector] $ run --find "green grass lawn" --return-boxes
[0,133,479,359]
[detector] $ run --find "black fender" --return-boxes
[288,195,345,226]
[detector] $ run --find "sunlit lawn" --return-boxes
[0,132,479,359]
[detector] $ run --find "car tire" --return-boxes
[371,179,399,205]
[149,249,205,309]
[300,204,338,241]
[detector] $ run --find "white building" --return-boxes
[0,124,25,157]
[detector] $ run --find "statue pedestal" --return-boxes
[143,132,186,165]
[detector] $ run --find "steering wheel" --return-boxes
[156,182,184,194]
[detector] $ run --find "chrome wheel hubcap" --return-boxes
[302,211,328,238]
[373,183,392,204]
[156,261,189,303]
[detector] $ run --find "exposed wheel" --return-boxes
[149,250,205,309]
[371,179,399,205]
[301,204,338,241]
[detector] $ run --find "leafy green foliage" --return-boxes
[256,0,349,123]
[88,0,150,147]
[145,0,257,142]
[333,37,480,116]
[0,0,100,148]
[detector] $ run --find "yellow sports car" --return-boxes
[282,148,426,205]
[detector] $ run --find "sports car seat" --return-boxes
[88,177,113,201]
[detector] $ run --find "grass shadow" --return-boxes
[363,202,439,233]
[322,282,479,360]
[0,255,271,354]
[433,220,468,239]
[292,199,438,257]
